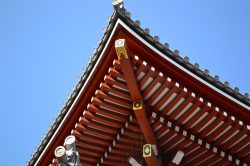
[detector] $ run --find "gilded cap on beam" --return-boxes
[115,39,128,59]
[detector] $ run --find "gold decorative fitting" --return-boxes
[133,101,143,110]
[143,144,152,157]
[115,39,128,59]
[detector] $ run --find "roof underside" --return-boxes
[49,54,249,166]
[28,8,250,166]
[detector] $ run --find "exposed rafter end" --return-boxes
[171,150,185,165]
[128,157,141,166]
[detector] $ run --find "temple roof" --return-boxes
[28,4,250,166]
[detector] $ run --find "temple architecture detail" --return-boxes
[54,135,81,166]
[28,1,250,165]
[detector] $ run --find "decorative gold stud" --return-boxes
[143,144,152,157]
[133,101,143,110]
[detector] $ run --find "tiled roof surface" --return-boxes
[28,6,249,166]
[114,8,250,105]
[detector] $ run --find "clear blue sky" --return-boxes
[0,1,249,165]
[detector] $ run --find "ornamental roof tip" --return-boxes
[28,4,250,166]
[112,0,125,10]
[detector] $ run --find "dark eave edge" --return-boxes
[27,11,119,166]
[115,9,250,108]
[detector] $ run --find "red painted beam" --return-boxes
[207,119,233,142]
[181,147,207,164]
[100,82,131,100]
[72,129,110,147]
[91,97,131,115]
[88,102,128,122]
[230,136,250,155]
[142,74,164,100]
[236,145,250,159]
[212,158,231,165]
[198,154,222,166]
[161,135,183,153]
[243,153,250,163]
[199,114,226,139]
[139,69,158,90]
[177,100,203,127]
[169,95,195,119]
[115,39,162,166]
[154,86,180,112]
[145,79,172,108]
[109,67,125,80]
[161,90,188,116]
[96,89,132,109]
[76,141,107,152]
[185,104,211,129]
[188,151,214,165]
[213,123,241,147]
[191,109,217,133]
[134,61,150,79]
[222,128,248,151]
[77,147,103,158]
[105,75,129,92]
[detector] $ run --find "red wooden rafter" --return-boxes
[132,54,249,165]
[48,39,249,166]
[115,39,163,166]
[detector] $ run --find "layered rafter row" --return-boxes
[131,54,249,165]
[48,58,147,166]
[48,48,249,166]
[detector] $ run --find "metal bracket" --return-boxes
[115,39,128,60]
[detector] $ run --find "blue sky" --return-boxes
[0,1,249,165]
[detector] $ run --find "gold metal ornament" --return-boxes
[115,39,128,59]
[133,101,143,110]
[143,144,152,157]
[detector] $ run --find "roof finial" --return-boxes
[112,0,125,10]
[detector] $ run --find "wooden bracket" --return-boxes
[115,39,162,166]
